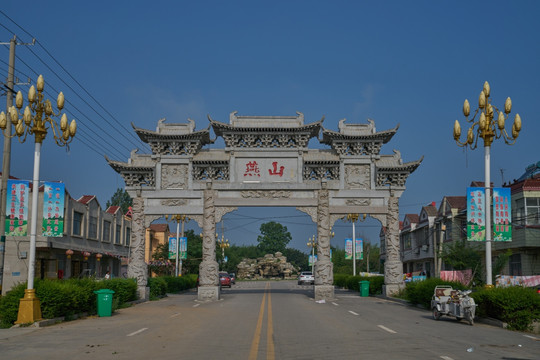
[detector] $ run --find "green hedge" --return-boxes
[471,286,540,331]
[0,278,139,328]
[404,278,467,309]
[148,274,198,299]
[333,274,385,295]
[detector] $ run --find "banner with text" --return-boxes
[493,187,512,241]
[168,236,187,260]
[345,238,363,260]
[5,180,29,236]
[42,182,65,237]
[467,187,486,241]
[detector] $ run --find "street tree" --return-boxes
[256,221,292,254]
[106,188,132,213]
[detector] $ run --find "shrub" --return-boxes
[471,286,540,331]
[333,274,385,295]
[0,283,26,328]
[148,277,168,300]
[97,278,137,305]
[404,278,466,309]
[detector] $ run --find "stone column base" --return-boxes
[314,285,334,301]
[137,286,149,301]
[198,286,220,301]
[382,283,404,297]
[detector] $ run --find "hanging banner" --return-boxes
[5,180,29,236]
[179,236,187,260]
[345,238,363,260]
[493,187,512,241]
[309,254,317,266]
[168,236,177,260]
[169,236,188,260]
[42,182,65,237]
[467,187,485,241]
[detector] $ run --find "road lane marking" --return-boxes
[267,285,275,360]
[127,328,148,337]
[377,325,397,334]
[249,283,268,360]
[523,334,540,341]
[193,303,200,308]
[440,356,454,360]
[170,313,181,318]
[348,311,359,316]
[332,302,339,306]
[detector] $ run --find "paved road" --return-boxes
[1,280,539,359]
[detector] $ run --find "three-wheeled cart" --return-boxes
[431,285,476,325]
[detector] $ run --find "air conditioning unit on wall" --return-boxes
[414,248,420,254]
[421,245,428,251]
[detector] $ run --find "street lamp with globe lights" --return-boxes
[453,81,521,287]
[0,75,76,323]
[217,235,229,270]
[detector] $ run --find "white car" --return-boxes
[298,271,314,285]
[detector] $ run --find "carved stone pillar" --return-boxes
[198,183,220,301]
[127,196,149,301]
[383,193,403,296]
[314,183,334,301]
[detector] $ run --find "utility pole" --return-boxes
[0,35,35,293]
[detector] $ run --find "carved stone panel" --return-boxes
[344,165,371,189]
[162,164,188,189]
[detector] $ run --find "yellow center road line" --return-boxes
[249,283,267,360]
[248,282,275,360]
[266,287,274,360]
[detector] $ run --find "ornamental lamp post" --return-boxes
[344,213,366,276]
[166,214,189,276]
[217,235,229,269]
[0,75,76,324]
[307,235,316,273]
[453,81,521,287]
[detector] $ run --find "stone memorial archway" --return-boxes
[108,112,422,301]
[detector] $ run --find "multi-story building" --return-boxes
[1,184,132,295]
[145,223,170,263]
[494,162,540,275]
[400,204,438,276]
[380,162,540,280]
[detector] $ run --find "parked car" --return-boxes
[219,272,232,288]
[229,273,236,284]
[298,271,314,285]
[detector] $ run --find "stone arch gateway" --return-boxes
[107,112,422,301]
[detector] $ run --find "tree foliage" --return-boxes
[106,188,132,213]
[442,240,481,270]
[256,221,292,254]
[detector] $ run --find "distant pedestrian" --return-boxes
[105,271,110,280]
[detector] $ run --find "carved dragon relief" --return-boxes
[161,164,188,189]
[344,165,371,189]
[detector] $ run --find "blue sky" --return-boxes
[1,1,539,253]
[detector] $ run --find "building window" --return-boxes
[73,211,83,236]
[509,253,522,276]
[514,198,524,226]
[402,233,411,249]
[125,227,131,247]
[115,224,121,244]
[103,220,111,242]
[525,197,540,225]
[89,215,97,239]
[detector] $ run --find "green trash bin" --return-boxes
[94,289,115,317]
[359,281,370,297]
